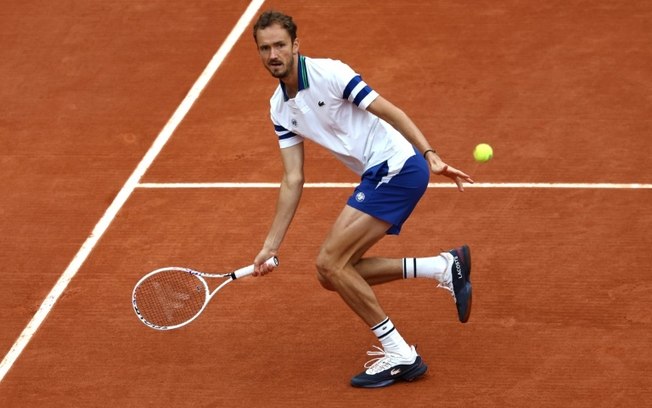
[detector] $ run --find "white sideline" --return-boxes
[0,0,266,383]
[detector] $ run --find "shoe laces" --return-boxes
[363,346,406,375]
[437,252,456,302]
[437,282,455,300]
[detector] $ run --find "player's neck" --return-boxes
[281,55,300,98]
[281,75,298,98]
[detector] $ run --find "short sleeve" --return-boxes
[328,60,379,109]
[271,116,303,148]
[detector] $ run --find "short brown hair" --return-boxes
[253,10,298,43]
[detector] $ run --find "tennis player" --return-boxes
[251,10,473,388]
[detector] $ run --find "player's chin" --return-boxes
[267,66,287,78]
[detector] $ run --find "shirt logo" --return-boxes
[355,192,365,202]
[291,119,298,127]
[318,101,325,107]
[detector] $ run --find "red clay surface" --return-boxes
[1,1,651,407]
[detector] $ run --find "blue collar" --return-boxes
[280,55,309,101]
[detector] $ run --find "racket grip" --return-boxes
[232,256,279,279]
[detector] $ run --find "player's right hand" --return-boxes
[253,249,277,276]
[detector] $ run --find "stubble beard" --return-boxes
[268,55,295,80]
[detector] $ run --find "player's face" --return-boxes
[255,24,298,80]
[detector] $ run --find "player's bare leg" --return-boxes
[315,205,389,327]
[316,204,428,388]
[318,230,455,289]
[316,207,472,324]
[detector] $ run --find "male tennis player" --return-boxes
[251,11,473,388]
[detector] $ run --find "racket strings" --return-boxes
[134,270,207,327]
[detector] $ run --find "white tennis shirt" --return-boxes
[270,55,415,176]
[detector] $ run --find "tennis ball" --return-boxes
[473,143,493,162]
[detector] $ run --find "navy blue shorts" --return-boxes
[346,151,430,235]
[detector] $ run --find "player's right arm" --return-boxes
[253,142,305,275]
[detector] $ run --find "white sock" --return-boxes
[371,317,413,360]
[402,253,452,284]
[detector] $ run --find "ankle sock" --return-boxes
[371,317,413,360]
[402,254,452,284]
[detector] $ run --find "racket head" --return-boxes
[132,267,210,330]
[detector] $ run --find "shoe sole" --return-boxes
[463,244,471,278]
[456,245,472,323]
[458,283,472,323]
[401,360,428,382]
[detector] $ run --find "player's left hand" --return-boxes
[427,153,474,192]
[435,163,474,192]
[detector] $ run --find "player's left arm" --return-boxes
[366,96,473,191]
[366,96,431,157]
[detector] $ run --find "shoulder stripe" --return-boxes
[353,85,373,107]
[343,75,362,100]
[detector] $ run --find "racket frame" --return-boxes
[132,256,278,330]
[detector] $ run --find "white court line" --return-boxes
[0,0,266,383]
[136,182,652,189]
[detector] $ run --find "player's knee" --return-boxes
[316,271,336,291]
[315,252,338,291]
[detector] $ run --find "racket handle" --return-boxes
[231,256,279,279]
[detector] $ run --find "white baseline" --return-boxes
[137,182,652,189]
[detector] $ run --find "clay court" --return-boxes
[1,0,651,406]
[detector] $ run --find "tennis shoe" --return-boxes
[442,245,472,323]
[350,345,427,388]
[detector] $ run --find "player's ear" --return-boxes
[293,38,300,54]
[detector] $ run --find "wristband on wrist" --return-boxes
[423,149,436,158]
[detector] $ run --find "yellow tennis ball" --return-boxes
[473,143,493,162]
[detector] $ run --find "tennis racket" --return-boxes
[132,256,278,330]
